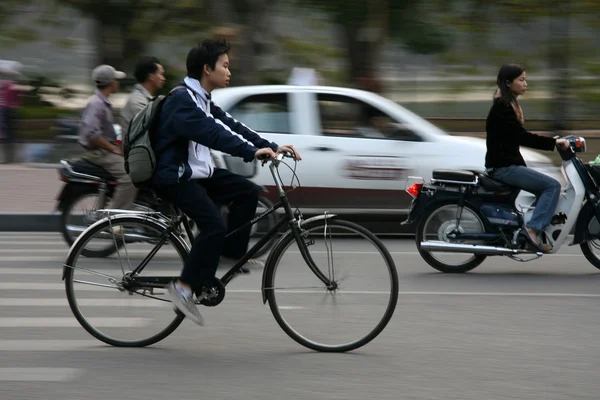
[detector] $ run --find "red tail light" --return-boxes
[407,182,423,198]
[57,171,67,182]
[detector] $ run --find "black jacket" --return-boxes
[485,99,556,169]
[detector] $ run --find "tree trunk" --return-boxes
[93,19,145,71]
[343,23,381,93]
[548,6,570,131]
[93,20,125,69]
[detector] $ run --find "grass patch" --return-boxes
[17,106,74,120]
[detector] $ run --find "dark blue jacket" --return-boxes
[152,83,278,185]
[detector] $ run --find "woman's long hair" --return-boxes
[494,63,525,124]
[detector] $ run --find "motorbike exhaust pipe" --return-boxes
[419,241,529,256]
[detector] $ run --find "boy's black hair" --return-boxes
[186,39,231,79]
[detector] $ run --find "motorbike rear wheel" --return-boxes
[60,190,120,258]
[416,203,487,273]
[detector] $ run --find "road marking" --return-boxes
[397,291,600,297]
[0,283,598,298]
[0,298,171,307]
[0,241,69,246]
[0,268,178,275]
[0,368,83,382]
[0,256,179,262]
[0,340,105,351]
[0,318,150,327]
[0,283,112,290]
[0,252,587,263]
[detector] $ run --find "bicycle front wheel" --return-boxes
[264,218,399,352]
[64,215,188,347]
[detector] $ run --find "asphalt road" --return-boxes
[0,232,599,400]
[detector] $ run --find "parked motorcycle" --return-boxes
[56,156,278,258]
[402,135,600,273]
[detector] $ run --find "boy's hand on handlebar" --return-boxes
[276,145,302,161]
[254,148,277,164]
[556,138,569,150]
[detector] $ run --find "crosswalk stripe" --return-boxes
[0,368,84,382]
[0,268,178,275]
[0,340,102,351]
[0,255,179,262]
[0,298,170,307]
[0,241,69,246]
[0,249,69,254]
[0,317,151,327]
[0,248,180,254]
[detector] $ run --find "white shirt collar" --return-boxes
[183,77,211,101]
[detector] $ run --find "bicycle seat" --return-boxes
[63,158,116,181]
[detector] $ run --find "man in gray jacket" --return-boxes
[119,57,165,133]
[78,64,137,212]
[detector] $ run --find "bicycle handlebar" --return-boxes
[257,150,296,166]
[255,150,298,194]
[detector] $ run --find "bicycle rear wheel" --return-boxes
[264,217,399,352]
[64,215,188,347]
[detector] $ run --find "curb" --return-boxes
[0,213,60,232]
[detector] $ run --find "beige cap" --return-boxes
[92,64,126,85]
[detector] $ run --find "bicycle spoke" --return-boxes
[265,218,398,352]
[64,216,187,347]
[72,279,120,290]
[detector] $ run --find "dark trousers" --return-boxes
[154,169,260,288]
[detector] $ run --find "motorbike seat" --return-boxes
[476,173,514,193]
[432,169,515,193]
[63,158,116,182]
[432,169,476,183]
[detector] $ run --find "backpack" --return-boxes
[123,85,186,187]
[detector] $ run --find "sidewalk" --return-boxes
[0,164,60,213]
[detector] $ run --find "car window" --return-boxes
[317,94,423,142]
[227,94,291,134]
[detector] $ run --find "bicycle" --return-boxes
[62,152,399,352]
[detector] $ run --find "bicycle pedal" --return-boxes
[305,239,314,247]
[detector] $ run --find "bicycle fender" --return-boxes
[61,214,179,280]
[260,213,337,304]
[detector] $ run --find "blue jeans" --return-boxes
[491,165,561,231]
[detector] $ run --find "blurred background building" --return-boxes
[0,0,598,162]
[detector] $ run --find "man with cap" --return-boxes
[78,64,138,211]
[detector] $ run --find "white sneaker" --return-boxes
[220,257,265,274]
[166,281,204,326]
[111,225,124,237]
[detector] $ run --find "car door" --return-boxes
[222,91,313,207]
[307,92,430,214]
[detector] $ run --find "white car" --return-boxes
[210,85,558,219]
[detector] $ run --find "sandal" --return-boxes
[520,228,552,253]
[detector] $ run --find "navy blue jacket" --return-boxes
[152,83,278,185]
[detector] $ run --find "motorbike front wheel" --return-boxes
[579,211,600,270]
[416,203,487,273]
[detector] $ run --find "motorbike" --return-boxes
[402,135,600,273]
[56,153,278,258]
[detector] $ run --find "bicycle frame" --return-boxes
[124,153,335,291]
